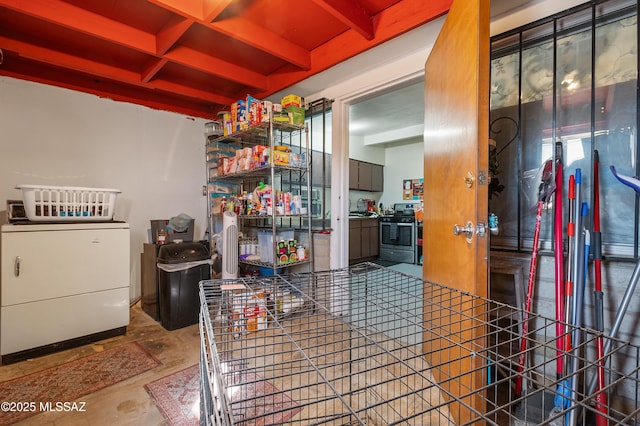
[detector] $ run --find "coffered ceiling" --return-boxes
[0,0,452,119]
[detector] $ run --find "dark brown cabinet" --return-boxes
[349,159,383,191]
[361,218,379,258]
[349,218,379,264]
[358,161,372,190]
[349,159,359,190]
[349,219,362,262]
[371,163,384,192]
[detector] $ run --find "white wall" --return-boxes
[349,134,386,164]
[380,141,424,209]
[0,77,208,302]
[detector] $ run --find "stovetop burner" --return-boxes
[381,202,418,223]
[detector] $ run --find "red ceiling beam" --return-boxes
[148,0,311,70]
[146,0,232,22]
[209,17,311,70]
[1,0,263,93]
[146,0,204,21]
[203,0,233,22]
[0,67,215,118]
[164,46,267,91]
[0,0,156,52]
[311,0,374,40]
[0,36,234,105]
[151,79,230,105]
[156,15,194,55]
[141,58,169,83]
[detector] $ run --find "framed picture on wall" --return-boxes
[403,178,423,200]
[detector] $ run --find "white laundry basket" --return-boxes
[16,184,120,222]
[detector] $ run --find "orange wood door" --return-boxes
[422,0,490,422]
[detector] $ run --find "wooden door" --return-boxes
[422,0,489,422]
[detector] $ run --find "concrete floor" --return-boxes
[0,302,199,426]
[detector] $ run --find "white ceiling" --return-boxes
[349,80,424,142]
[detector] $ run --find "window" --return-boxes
[489,0,638,257]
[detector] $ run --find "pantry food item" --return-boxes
[281,94,302,108]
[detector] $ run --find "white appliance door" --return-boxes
[1,224,130,355]
[2,227,129,306]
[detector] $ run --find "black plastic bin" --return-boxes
[157,242,211,330]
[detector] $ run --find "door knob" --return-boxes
[453,221,474,239]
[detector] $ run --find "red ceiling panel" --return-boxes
[0,0,452,119]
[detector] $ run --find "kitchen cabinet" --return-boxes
[349,220,362,262]
[371,163,384,192]
[349,159,384,192]
[349,218,379,264]
[358,161,373,190]
[362,218,380,258]
[349,159,359,190]
[0,222,130,364]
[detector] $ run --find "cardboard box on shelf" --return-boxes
[285,106,305,126]
[236,147,253,171]
[281,94,302,108]
[273,149,289,165]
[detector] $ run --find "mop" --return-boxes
[567,203,589,426]
[554,142,565,381]
[592,151,608,425]
[552,173,577,421]
[515,159,555,397]
[584,166,640,400]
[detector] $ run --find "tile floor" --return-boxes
[0,302,200,425]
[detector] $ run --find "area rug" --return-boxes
[0,341,160,425]
[144,365,200,426]
[145,364,302,425]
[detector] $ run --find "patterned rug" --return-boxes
[0,341,160,425]
[145,365,200,426]
[145,364,302,425]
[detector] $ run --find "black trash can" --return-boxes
[157,242,211,330]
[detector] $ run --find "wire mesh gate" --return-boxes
[199,263,640,425]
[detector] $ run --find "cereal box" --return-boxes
[281,94,302,108]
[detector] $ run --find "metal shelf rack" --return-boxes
[206,116,313,276]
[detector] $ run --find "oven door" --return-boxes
[380,222,414,247]
[379,221,415,264]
